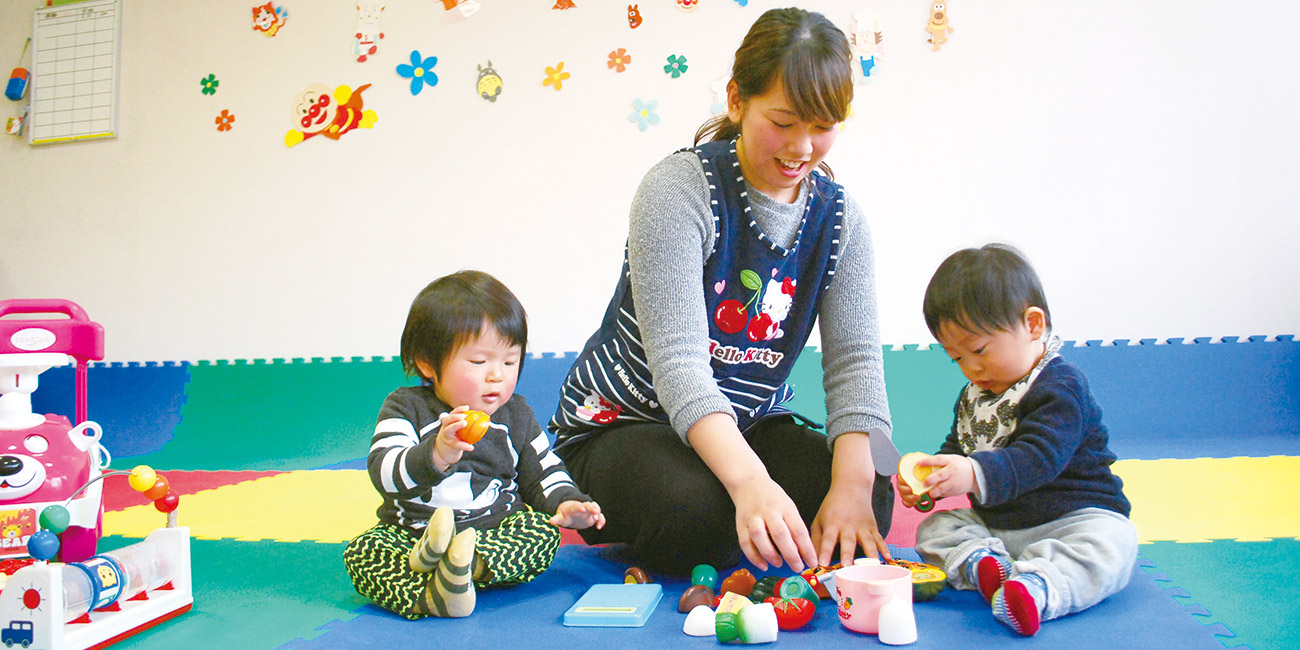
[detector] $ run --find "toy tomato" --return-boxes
[764,596,815,630]
[458,410,491,443]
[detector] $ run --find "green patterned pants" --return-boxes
[344,510,560,619]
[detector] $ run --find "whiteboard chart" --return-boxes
[28,0,121,145]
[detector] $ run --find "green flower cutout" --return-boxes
[201,74,219,95]
[664,54,688,78]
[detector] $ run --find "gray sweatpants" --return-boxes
[915,507,1138,621]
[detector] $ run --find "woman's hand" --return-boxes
[726,474,819,573]
[688,413,818,573]
[811,481,889,566]
[432,406,475,472]
[811,431,890,566]
[550,500,606,530]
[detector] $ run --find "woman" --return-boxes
[550,7,898,575]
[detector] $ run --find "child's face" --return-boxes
[421,323,521,416]
[935,308,1047,395]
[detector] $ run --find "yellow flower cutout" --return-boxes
[543,62,571,91]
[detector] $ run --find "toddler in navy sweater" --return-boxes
[898,244,1137,636]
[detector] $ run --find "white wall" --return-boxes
[1,0,1296,362]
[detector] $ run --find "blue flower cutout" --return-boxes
[628,98,660,132]
[397,50,438,96]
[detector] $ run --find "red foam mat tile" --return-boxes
[102,469,287,511]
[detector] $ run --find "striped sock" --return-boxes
[964,548,1012,603]
[409,506,456,573]
[992,572,1047,636]
[422,527,477,618]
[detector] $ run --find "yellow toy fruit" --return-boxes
[898,452,934,495]
[889,559,948,601]
[128,465,157,492]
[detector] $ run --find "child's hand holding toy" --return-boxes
[550,500,606,530]
[897,452,977,510]
[432,406,479,471]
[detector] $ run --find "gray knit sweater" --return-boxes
[626,151,892,447]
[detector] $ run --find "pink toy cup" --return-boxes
[834,563,912,635]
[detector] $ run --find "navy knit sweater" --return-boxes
[939,357,1131,530]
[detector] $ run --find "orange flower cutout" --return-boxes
[544,62,570,90]
[607,48,631,73]
[215,109,235,132]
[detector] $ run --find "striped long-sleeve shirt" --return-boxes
[367,386,588,533]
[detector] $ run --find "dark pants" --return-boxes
[557,416,894,575]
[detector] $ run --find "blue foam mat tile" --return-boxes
[515,351,579,436]
[1062,336,1300,459]
[281,546,1228,650]
[32,361,190,457]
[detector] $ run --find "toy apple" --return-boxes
[458,410,491,444]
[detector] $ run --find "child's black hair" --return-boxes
[922,243,1052,338]
[400,270,527,381]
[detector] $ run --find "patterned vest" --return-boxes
[550,139,846,445]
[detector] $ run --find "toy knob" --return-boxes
[129,465,157,492]
[143,475,170,501]
[154,491,180,513]
[39,505,71,534]
[27,530,59,561]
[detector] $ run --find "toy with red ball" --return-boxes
[129,465,180,515]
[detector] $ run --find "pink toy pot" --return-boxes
[834,563,912,635]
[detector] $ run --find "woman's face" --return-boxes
[728,77,841,204]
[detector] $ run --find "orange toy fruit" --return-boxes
[458,410,491,443]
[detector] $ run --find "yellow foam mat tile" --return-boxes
[105,469,379,542]
[102,458,1300,545]
[1115,456,1300,543]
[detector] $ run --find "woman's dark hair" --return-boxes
[400,270,527,380]
[694,7,854,179]
[923,244,1052,338]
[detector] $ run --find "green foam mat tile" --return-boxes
[1140,539,1300,650]
[124,358,408,471]
[108,536,363,649]
[784,345,964,455]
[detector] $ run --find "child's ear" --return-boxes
[415,358,438,381]
[1024,307,1048,339]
